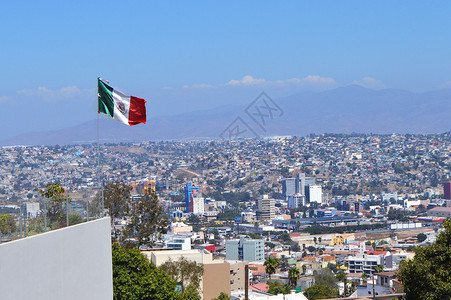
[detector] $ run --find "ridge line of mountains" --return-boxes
[2,85,450,146]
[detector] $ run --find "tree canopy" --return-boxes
[416,232,427,243]
[264,256,280,281]
[288,267,300,287]
[0,214,16,235]
[159,257,204,296]
[267,281,291,295]
[103,181,132,224]
[112,243,179,300]
[212,292,231,300]
[127,193,168,247]
[399,219,451,300]
[304,283,338,300]
[39,182,69,228]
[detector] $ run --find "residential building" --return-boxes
[25,202,40,217]
[144,249,213,266]
[203,261,232,300]
[427,207,451,218]
[143,248,230,300]
[287,194,306,209]
[256,195,275,221]
[228,261,249,292]
[444,182,451,200]
[191,196,205,214]
[225,237,264,262]
[384,253,415,269]
[241,211,256,223]
[382,192,398,202]
[170,222,193,234]
[347,254,384,275]
[165,236,191,250]
[184,182,200,213]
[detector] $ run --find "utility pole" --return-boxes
[66,191,69,227]
[372,272,376,300]
[244,264,249,300]
[44,198,47,232]
[19,199,23,238]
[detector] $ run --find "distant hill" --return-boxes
[1,85,450,146]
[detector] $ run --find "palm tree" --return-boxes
[288,267,300,287]
[264,256,280,281]
[336,272,348,297]
[374,264,384,273]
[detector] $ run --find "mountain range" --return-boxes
[2,85,450,146]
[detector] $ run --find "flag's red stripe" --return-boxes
[128,96,147,125]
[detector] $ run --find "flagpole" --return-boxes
[97,78,104,218]
[97,77,103,217]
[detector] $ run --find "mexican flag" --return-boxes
[98,78,147,126]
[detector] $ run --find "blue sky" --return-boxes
[1,1,450,139]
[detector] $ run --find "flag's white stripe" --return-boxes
[112,89,131,125]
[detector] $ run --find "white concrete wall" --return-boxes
[0,217,113,300]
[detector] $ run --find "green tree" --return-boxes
[399,219,451,300]
[326,263,336,273]
[268,281,291,295]
[288,267,300,287]
[39,183,69,228]
[104,181,132,225]
[26,215,46,235]
[374,264,384,273]
[181,285,201,300]
[335,272,348,297]
[0,214,16,235]
[112,243,179,300]
[303,283,338,300]
[68,213,83,226]
[127,193,168,247]
[159,257,204,295]
[264,256,280,281]
[314,269,338,288]
[212,292,231,300]
[417,233,427,243]
[302,264,307,274]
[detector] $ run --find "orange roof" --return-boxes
[321,255,336,262]
[250,282,269,292]
[367,250,388,255]
[303,256,317,261]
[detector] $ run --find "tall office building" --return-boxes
[283,173,309,199]
[306,185,322,204]
[282,178,296,198]
[184,182,200,213]
[225,236,264,262]
[444,182,451,200]
[256,195,275,221]
[296,173,306,196]
[287,194,306,209]
[190,196,205,214]
[304,177,316,186]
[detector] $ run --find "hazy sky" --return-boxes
[1,1,450,139]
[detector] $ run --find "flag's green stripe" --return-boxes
[98,79,114,118]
